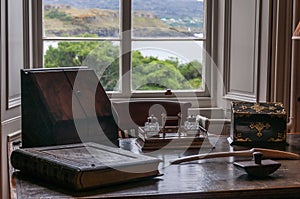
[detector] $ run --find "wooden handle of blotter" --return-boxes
[170,148,300,164]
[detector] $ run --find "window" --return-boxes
[37,0,210,98]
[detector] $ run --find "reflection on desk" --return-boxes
[10,134,300,199]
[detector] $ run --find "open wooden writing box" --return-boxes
[21,67,119,148]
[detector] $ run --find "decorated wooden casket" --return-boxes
[230,101,287,147]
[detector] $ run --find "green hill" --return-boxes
[44,4,196,37]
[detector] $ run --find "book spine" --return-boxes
[10,149,82,190]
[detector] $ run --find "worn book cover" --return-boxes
[10,142,161,190]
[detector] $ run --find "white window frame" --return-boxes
[31,0,213,101]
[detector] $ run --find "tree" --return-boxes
[44,36,120,91]
[178,60,203,89]
[44,39,203,91]
[132,52,189,90]
[132,51,202,90]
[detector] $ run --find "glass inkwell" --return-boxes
[144,114,160,137]
[183,115,200,136]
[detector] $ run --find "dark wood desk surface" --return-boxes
[11,134,300,199]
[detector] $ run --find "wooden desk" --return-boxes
[10,134,300,199]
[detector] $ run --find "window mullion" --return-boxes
[121,0,132,96]
[32,0,43,68]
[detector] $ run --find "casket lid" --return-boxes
[232,101,286,115]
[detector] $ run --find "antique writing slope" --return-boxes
[10,142,161,190]
[21,67,119,147]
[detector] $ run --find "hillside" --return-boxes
[44,0,204,19]
[44,0,204,37]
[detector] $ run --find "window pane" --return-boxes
[131,41,204,91]
[43,40,120,91]
[132,0,205,38]
[43,0,120,37]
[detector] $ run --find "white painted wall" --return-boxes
[1,0,22,198]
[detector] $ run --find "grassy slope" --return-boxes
[44,6,170,36]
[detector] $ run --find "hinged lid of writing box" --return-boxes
[21,67,119,148]
[230,101,287,147]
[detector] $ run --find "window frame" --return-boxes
[32,0,213,100]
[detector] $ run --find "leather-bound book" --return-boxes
[10,142,161,190]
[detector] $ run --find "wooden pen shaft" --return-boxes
[170,148,300,164]
[170,150,252,164]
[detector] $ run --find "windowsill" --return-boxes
[110,96,216,108]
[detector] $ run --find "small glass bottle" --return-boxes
[184,115,199,130]
[144,114,159,132]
